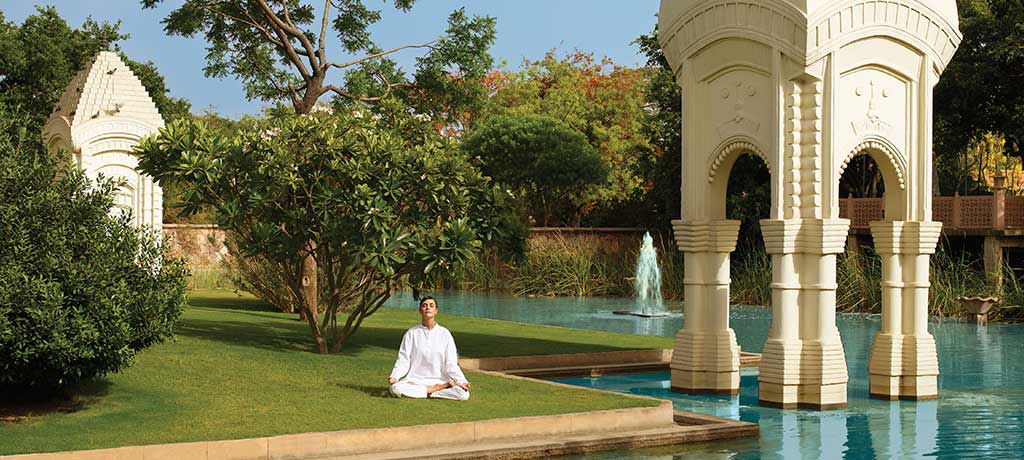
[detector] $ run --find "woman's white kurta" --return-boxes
[389,323,469,399]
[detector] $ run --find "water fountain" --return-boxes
[613,231,672,318]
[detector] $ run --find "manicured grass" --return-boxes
[0,290,669,455]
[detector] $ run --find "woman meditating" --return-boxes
[388,296,471,400]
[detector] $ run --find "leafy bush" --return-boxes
[0,104,187,397]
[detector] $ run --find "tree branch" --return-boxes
[323,84,384,102]
[318,0,331,66]
[329,41,437,69]
[199,4,289,52]
[274,0,321,77]
[254,0,312,79]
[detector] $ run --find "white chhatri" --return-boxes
[43,51,164,230]
[658,0,960,408]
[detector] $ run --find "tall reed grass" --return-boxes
[730,248,771,306]
[187,267,235,290]
[441,234,1022,321]
[507,233,633,297]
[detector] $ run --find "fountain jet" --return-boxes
[614,231,672,318]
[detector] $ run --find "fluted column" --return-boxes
[868,221,941,400]
[671,219,741,395]
[760,218,850,409]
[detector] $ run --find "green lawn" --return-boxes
[0,290,671,455]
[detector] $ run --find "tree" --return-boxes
[160,109,244,224]
[937,131,1024,195]
[634,29,682,230]
[935,0,1024,162]
[0,7,191,134]
[0,103,187,397]
[479,51,652,224]
[143,0,498,312]
[462,114,608,226]
[143,0,495,116]
[135,102,521,353]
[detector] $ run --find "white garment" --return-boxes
[389,323,470,400]
[390,380,469,400]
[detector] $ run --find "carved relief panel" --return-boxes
[706,68,772,152]
[836,67,910,164]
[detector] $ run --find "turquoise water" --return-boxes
[384,291,1024,459]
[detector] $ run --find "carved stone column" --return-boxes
[671,219,741,395]
[868,221,942,400]
[760,218,850,409]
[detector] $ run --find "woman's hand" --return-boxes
[388,377,397,385]
[451,379,470,390]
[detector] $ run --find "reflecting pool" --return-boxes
[384,291,1024,459]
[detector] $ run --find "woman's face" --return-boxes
[419,299,437,321]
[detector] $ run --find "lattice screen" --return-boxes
[933,197,953,226]
[850,198,883,229]
[1006,197,1024,228]
[959,196,993,228]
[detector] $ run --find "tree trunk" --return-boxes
[302,240,322,352]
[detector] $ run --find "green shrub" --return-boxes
[0,105,187,397]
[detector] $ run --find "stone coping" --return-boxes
[461,349,761,379]
[2,403,673,460]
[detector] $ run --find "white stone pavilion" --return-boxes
[658,0,961,408]
[43,51,164,230]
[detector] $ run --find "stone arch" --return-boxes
[704,137,773,222]
[75,118,162,148]
[838,136,910,221]
[837,137,906,190]
[707,137,772,184]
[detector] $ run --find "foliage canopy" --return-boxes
[143,0,496,118]
[462,114,607,226]
[935,0,1024,161]
[478,52,651,225]
[135,103,522,353]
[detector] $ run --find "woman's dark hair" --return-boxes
[419,296,436,308]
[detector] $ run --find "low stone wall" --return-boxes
[162,224,229,269]
[162,225,666,270]
[529,227,663,256]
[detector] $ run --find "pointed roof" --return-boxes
[48,51,164,129]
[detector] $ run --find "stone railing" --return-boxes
[839,175,1020,232]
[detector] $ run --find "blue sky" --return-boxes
[5,1,660,118]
